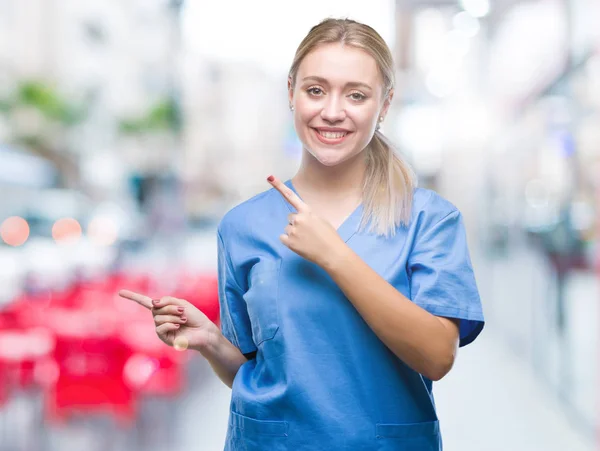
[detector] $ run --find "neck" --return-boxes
[293,149,366,200]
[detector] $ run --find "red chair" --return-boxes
[0,328,55,389]
[0,299,56,392]
[23,268,211,427]
[0,268,201,433]
[43,308,137,426]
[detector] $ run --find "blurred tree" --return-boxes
[17,82,83,125]
[117,98,182,214]
[118,98,181,135]
[0,80,88,187]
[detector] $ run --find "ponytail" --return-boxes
[361,131,416,237]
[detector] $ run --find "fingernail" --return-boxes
[177,307,184,313]
[181,317,187,322]
[175,324,180,328]
[267,175,274,182]
[152,299,159,305]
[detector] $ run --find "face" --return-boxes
[289,43,392,167]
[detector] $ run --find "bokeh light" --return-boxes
[52,218,82,244]
[0,216,30,246]
[123,354,160,388]
[87,216,119,246]
[459,0,490,18]
[452,11,480,38]
[173,335,189,352]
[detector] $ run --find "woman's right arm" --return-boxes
[119,290,248,389]
[197,330,248,389]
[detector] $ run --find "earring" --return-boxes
[290,104,294,112]
[376,116,383,131]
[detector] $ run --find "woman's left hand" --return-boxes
[267,175,347,268]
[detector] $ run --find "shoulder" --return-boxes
[410,187,460,230]
[412,187,458,216]
[217,187,282,242]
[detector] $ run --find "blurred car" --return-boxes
[1,187,150,297]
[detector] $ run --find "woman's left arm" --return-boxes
[322,245,460,381]
[267,176,462,381]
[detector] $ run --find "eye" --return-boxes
[349,92,366,101]
[307,86,324,96]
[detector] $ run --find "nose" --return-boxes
[320,95,346,123]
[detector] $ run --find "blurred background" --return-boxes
[0,0,599,450]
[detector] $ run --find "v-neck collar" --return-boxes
[283,179,362,243]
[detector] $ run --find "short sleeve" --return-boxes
[408,209,484,347]
[217,231,257,355]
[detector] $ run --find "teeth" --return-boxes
[318,130,347,139]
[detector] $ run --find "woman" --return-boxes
[120,18,484,450]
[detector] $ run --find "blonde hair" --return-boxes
[289,18,416,237]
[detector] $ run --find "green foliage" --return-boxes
[119,98,180,135]
[0,80,86,125]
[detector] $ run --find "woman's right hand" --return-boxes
[118,289,219,352]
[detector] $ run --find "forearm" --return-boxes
[195,331,248,389]
[323,246,457,381]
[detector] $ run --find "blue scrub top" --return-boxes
[217,181,484,451]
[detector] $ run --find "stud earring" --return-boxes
[376,116,384,131]
[290,104,294,112]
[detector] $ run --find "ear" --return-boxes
[380,88,394,120]
[288,77,294,108]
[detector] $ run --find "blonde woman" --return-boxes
[121,18,484,450]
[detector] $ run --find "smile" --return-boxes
[313,128,352,144]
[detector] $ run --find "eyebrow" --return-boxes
[301,76,373,91]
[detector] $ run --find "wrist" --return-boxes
[320,241,352,273]
[195,325,248,373]
[192,324,221,356]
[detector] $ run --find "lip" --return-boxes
[314,127,351,132]
[312,127,353,145]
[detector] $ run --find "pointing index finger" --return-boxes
[118,289,153,310]
[267,175,308,212]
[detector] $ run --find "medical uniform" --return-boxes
[217,180,484,451]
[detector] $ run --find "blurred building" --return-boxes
[0,0,184,198]
[391,0,600,440]
[181,58,293,218]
